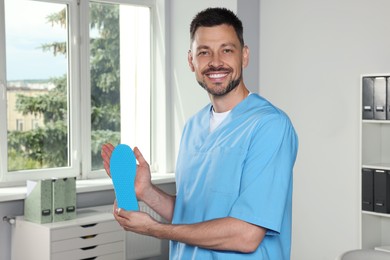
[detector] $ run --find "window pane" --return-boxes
[90,2,151,171]
[5,0,69,171]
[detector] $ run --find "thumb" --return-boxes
[114,201,128,218]
[133,146,148,166]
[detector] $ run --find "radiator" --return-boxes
[94,202,163,260]
[126,202,162,260]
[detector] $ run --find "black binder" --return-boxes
[362,77,374,119]
[374,77,386,120]
[374,169,390,213]
[362,168,374,211]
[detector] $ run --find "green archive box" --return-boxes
[52,177,77,222]
[24,179,53,224]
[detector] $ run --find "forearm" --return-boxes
[150,217,266,253]
[139,184,176,222]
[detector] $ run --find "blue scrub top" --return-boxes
[170,93,298,260]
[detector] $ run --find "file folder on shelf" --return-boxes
[362,168,374,211]
[374,169,390,213]
[24,179,52,224]
[374,77,387,120]
[362,77,374,120]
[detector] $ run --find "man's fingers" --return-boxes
[133,146,147,166]
[101,143,115,158]
[103,160,111,176]
[101,143,115,176]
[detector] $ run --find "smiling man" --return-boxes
[190,23,247,98]
[102,7,298,260]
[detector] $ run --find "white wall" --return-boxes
[259,0,390,259]
[237,0,260,93]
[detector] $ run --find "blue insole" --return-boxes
[110,144,139,211]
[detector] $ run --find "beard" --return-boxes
[197,67,242,97]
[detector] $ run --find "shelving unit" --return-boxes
[360,74,390,251]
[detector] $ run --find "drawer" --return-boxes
[83,252,124,260]
[51,221,122,241]
[51,241,124,260]
[51,230,124,253]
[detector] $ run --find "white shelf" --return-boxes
[362,163,390,171]
[363,120,390,124]
[375,245,390,253]
[361,121,390,169]
[362,211,390,218]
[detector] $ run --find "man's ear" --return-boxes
[242,45,249,68]
[188,50,195,72]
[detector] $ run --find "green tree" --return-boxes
[8,3,120,171]
[8,77,68,169]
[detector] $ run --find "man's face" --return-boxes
[188,24,249,97]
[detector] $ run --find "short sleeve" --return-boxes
[228,113,298,234]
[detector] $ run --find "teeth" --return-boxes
[208,73,227,79]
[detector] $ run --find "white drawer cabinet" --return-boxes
[11,205,125,260]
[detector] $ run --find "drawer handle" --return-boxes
[80,257,97,260]
[80,223,97,228]
[81,246,97,251]
[81,234,97,239]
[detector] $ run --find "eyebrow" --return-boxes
[196,42,238,51]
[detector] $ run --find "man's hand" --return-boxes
[113,201,159,235]
[101,143,115,177]
[101,143,153,201]
[102,143,176,223]
[113,199,265,253]
[132,147,153,200]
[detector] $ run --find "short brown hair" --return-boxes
[190,7,244,47]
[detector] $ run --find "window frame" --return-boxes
[0,0,81,184]
[0,0,7,182]
[81,0,156,179]
[0,0,170,186]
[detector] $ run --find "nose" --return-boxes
[208,53,224,68]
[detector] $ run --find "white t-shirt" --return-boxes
[210,109,230,132]
[209,93,252,132]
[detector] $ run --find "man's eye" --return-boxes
[223,49,233,53]
[198,51,208,56]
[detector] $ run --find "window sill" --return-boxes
[0,173,175,203]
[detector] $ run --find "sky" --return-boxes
[5,0,67,81]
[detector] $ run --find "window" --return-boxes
[32,119,40,130]
[5,1,70,174]
[88,2,150,171]
[16,120,23,132]
[0,0,162,185]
